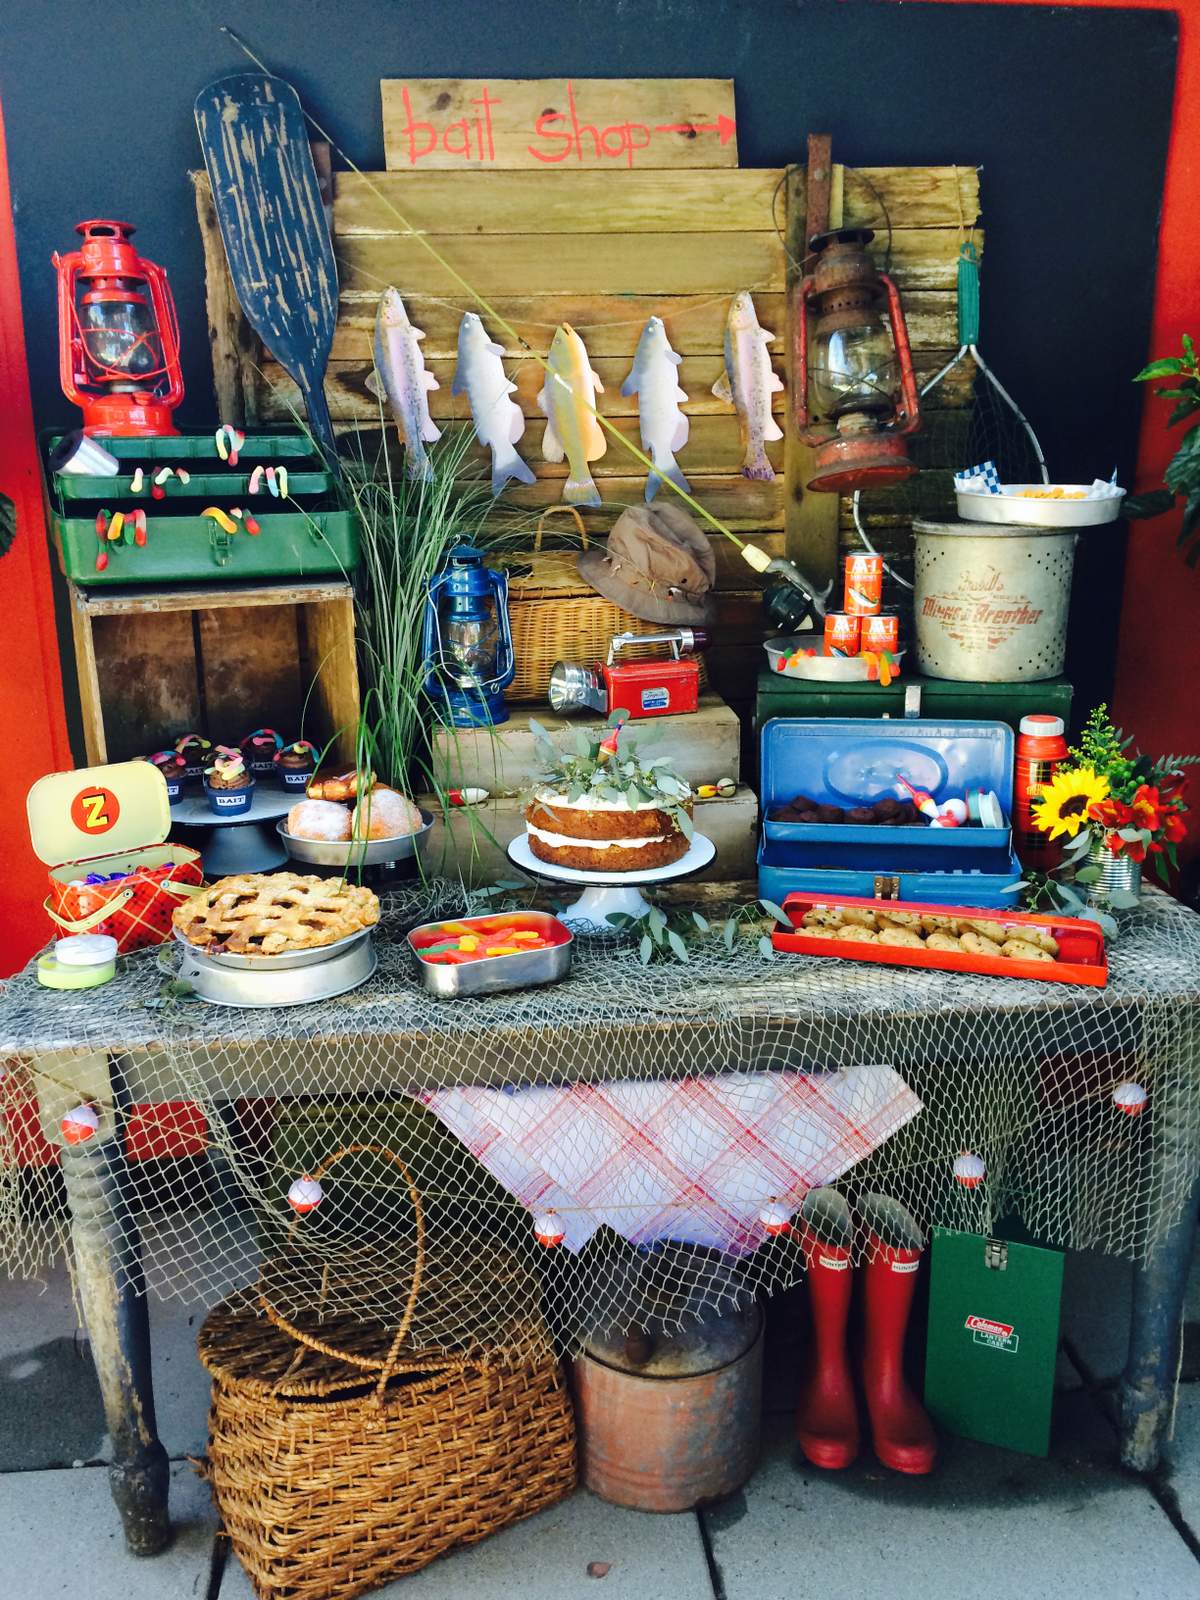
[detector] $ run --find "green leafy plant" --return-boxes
[1126,334,1200,564]
[527,713,695,841]
[607,898,792,965]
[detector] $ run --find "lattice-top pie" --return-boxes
[172,872,380,956]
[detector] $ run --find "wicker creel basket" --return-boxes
[197,1147,576,1600]
[497,506,707,701]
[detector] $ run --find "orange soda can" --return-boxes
[843,554,883,615]
[861,613,899,654]
[823,613,861,657]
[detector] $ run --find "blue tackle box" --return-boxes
[757,718,1023,909]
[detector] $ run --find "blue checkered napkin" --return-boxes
[954,460,1002,494]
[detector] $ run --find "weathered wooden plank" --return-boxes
[381,78,737,171]
[335,231,786,298]
[323,289,960,363]
[497,473,784,533]
[298,595,361,766]
[336,167,781,235]
[197,603,302,741]
[90,611,202,764]
[792,165,980,231]
[190,170,259,425]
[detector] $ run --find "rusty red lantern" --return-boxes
[795,228,920,493]
[53,220,183,436]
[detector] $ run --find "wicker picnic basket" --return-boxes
[197,1147,576,1600]
[498,506,707,701]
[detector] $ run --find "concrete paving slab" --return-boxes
[703,1398,1199,1600]
[220,1488,714,1600]
[0,1461,215,1598]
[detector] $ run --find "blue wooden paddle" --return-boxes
[195,73,341,471]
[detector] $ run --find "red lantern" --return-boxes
[795,228,920,493]
[53,220,183,436]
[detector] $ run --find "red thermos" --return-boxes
[1015,714,1068,867]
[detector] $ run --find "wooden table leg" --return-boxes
[58,1072,170,1554]
[1119,1162,1200,1472]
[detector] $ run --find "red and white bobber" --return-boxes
[533,1209,566,1247]
[759,1197,793,1236]
[60,1104,100,1145]
[1113,1082,1148,1117]
[953,1151,986,1189]
[287,1175,324,1215]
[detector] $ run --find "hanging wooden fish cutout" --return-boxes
[537,324,605,507]
[712,290,784,480]
[621,317,690,503]
[366,288,440,481]
[452,313,536,495]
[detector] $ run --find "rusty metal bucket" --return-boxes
[572,1300,763,1512]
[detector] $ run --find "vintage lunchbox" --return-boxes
[27,760,204,951]
[757,717,1022,908]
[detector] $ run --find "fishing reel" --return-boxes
[761,558,833,634]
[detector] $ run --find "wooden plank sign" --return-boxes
[381,79,737,170]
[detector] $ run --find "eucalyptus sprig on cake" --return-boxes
[524,712,696,873]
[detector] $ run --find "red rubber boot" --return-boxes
[794,1188,859,1469]
[859,1193,937,1475]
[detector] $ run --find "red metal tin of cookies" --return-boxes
[843,554,883,615]
[861,614,899,654]
[770,893,1107,988]
[823,613,861,657]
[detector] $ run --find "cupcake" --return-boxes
[241,727,283,780]
[145,749,186,805]
[203,746,256,817]
[174,732,213,789]
[275,739,319,791]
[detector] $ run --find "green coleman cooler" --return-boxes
[756,671,1073,737]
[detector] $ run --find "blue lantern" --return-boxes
[421,546,515,727]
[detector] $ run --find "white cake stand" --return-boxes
[506,833,716,934]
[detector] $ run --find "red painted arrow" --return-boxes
[654,114,737,146]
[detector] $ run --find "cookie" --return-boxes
[877,910,923,932]
[879,926,924,948]
[802,907,845,929]
[961,930,1004,957]
[964,918,1006,941]
[926,930,963,953]
[801,924,839,941]
[920,913,960,935]
[1004,925,1059,957]
[840,907,879,929]
[1001,937,1055,963]
[836,924,879,943]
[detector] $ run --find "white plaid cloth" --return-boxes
[420,1066,922,1254]
[955,459,1002,494]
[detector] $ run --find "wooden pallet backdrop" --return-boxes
[192,88,979,720]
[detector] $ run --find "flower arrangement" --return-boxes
[1032,705,1196,883]
[527,712,695,840]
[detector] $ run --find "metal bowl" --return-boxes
[408,911,573,998]
[277,808,434,867]
[763,637,906,682]
[172,924,371,971]
[956,485,1124,527]
[172,937,377,1007]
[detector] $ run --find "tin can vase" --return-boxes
[1086,836,1142,907]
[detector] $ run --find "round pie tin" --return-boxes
[172,924,372,971]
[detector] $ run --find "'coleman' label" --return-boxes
[640,686,670,711]
[966,1313,1019,1353]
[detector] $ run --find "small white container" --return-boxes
[956,484,1124,528]
[55,933,119,968]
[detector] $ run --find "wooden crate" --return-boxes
[192,149,980,721]
[67,579,360,767]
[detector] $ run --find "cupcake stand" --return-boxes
[170,789,294,876]
[507,833,716,934]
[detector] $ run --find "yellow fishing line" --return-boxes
[221,27,771,562]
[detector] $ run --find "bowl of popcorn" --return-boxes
[956,480,1126,528]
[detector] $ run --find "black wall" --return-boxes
[0,0,1178,708]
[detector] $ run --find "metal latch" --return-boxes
[872,875,900,900]
[904,684,923,718]
[985,1238,1009,1271]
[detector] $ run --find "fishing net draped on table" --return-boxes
[1,881,1198,1361]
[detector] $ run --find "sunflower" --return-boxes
[1031,765,1110,840]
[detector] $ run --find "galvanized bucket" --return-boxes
[912,519,1079,682]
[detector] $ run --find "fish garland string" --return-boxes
[621,316,690,504]
[452,312,536,496]
[366,287,441,482]
[712,290,784,481]
[537,323,606,509]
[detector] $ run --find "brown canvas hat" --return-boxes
[578,503,717,625]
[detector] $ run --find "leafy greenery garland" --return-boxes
[526,712,695,841]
